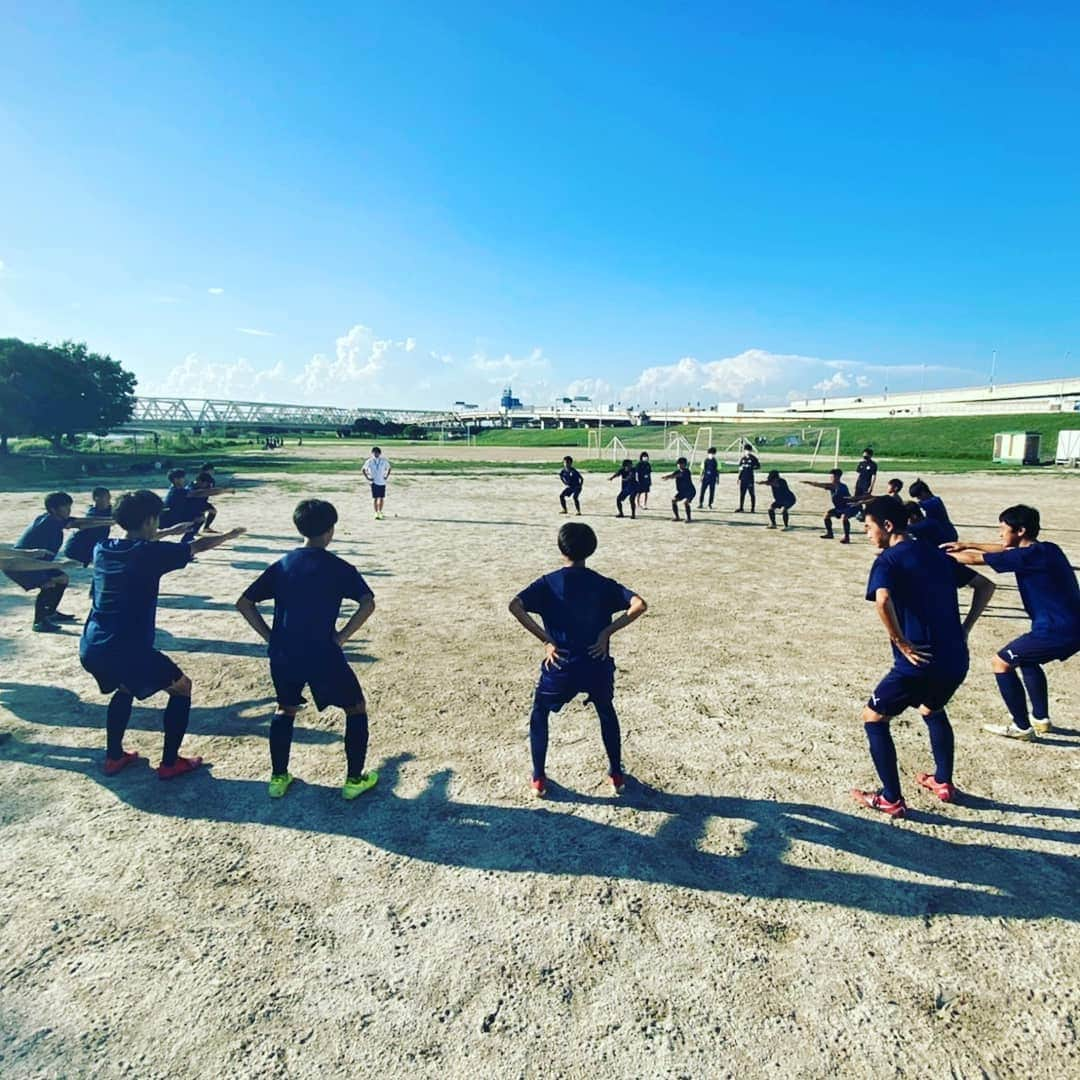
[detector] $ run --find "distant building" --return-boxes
[500,386,523,410]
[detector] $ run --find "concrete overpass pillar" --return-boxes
[539,418,546,430]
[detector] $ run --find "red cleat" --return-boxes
[851,788,907,818]
[609,772,626,795]
[103,750,141,776]
[157,755,203,781]
[916,773,957,803]
[530,776,548,798]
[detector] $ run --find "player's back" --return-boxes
[16,513,63,555]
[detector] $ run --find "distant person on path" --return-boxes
[759,470,796,529]
[735,444,760,512]
[609,458,638,519]
[4,491,112,632]
[909,479,958,543]
[79,490,245,778]
[662,457,696,523]
[635,452,652,509]
[803,469,858,543]
[558,456,584,515]
[946,504,1080,741]
[852,497,969,818]
[236,498,379,801]
[509,522,647,798]
[362,447,392,520]
[698,447,719,509]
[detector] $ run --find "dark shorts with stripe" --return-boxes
[868,661,968,717]
[80,646,183,700]
[998,632,1080,667]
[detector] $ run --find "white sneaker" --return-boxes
[982,721,1035,741]
[1031,718,1052,735]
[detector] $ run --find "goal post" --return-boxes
[690,426,713,467]
[605,435,628,462]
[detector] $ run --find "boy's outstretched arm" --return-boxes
[800,480,829,489]
[588,594,647,659]
[335,597,375,646]
[189,526,246,555]
[943,541,1003,561]
[196,486,236,498]
[962,571,995,636]
[155,521,196,538]
[66,516,115,530]
[235,594,272,643]
[508,596,563,669]
[660,471,676,480]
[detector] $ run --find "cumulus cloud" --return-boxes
[237,327,274,337]
[151,354,288,400]
[564,377,612,402]
[813,371,850,394]
[208,287,225,295]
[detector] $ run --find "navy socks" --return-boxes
[864,721,901,802]
[106,691,134,759]
[528,696,623,779]
[269,713,294,774]
[921,709,954,784]
[162,694,191,765]
[1020,666,1049,721]
[529,697,550,780]
[594,701,622,776]
[345,713,369,778]
[995,670,1030,728]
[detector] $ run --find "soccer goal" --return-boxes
[690,427,713,467]
[604,435,629,462]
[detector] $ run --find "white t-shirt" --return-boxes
[364,456,391,485]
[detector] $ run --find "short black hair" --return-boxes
[903,500,924,522]
[888,478,903,490]
[44,492,73,513]
[91,486,110,500]
[829,468,843,478]
[909,479,931,499]
[999,504,1041,539]
[114,490,163,531]
[865,496,907,533]
[863,447,874,455]
[168,468,186,482]
[622,458,633,468]
[293,498,338,538]
[563,455,573,464]
[707,447,717,454]
[766,469,781,482]
[639,451,649,459]
[194,472,214,486]
[558,521,597,561]
[677,456,688,466]
[743,443,752,451]
[371,446,381,454]
[201,462,214,471]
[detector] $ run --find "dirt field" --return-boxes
[1,461,1077,1078]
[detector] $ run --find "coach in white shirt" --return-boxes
[362,446,392,520]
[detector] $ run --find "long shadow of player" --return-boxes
[151,628,377,663]
[1,742,1076,921]
[0,682,337,745]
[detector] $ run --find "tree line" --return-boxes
[0,338,137,455]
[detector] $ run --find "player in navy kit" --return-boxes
[946,504,1080,740]
[852,497,970,817]
[636,453,652,509]
[509,522,647,797]
[662,457,696,522]
[759,470,797,529]
[609,459,638,519]
[908,479,958,543]
[558,456,584,515]
[59,487,113,568]
[803,469,858,543]
[734,445,760,512]
[79,490,245,778]
[237,499,379,800]
[698,448,719,509]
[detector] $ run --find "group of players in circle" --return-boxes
[1,446,1077,819]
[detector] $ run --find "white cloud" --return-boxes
[856,375,871,388]
[208,287,225,295]
[405,337,416,352]
[564,377,612,402]
[813,371,850,394]
[151,353,288,400]
[237,327,274,337]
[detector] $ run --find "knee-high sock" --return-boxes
[842,516,851,540]
[1019,665,1049,720]
[529,697,550,780]
[864,721,901,802]
[269,712,294,774]
[345,713,369,777]
[594,700,622,775]
[823,516,834,537]
[162,694,191,765]
[995,669,1029,727]
[922,709,954,784]
[684,502,692,522]
[671,498,680,520]
[106,691,134,759]
[768,507,777,526]
[34,584,65,622]
[573,494,580,512]
[748,488,756,511]
[782,508,790,527]
[559,494,568,511]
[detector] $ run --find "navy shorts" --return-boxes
[560,486,582,499]
[998,632,1080,667]
[770,498,796,511]
[534,657,615,713]
[867,663,967,717]
[675,485,696,502]
[370,484,386,499]
[827,506,857,519]
[638,480,651,492]
[81,647,183,700]
[3,567,66,591]
[270,651,365,711]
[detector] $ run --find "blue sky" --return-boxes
[2,2,1078,409]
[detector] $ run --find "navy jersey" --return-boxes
[831,482,854,511]
[82,539,193,651]
[618,466,637,493]
[243,548,374,663]
[674,469,695,499]
[919,495,957,543]
[854,458,878,496]
[516,566,634,662]
[984,542,1080,636]
[769,478,796,507]
[185,483,212,512]
[559,467,583,491]
[15,513,64,558]
[908,519,975,587]
[159,485,190,528]
[866,539,968,673]
[636,461,652,486]
[737,454,759,477]
[61,505,112,566]
[701,457,719,480]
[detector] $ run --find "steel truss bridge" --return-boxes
[123,397,448,431]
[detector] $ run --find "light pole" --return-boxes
[990,349,997,393]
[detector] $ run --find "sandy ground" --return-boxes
[0,461,1077,1079]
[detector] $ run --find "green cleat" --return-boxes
[342,771,378,800]
[268,772,294,799]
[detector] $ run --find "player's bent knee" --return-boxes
[168,674,193,697]
[862,706,888,723]
[991,654,1012,673]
